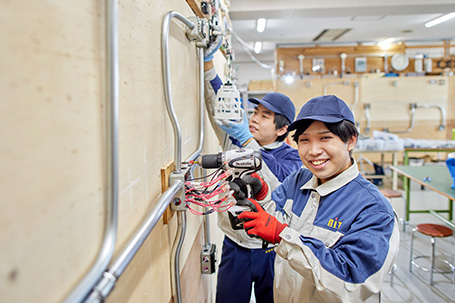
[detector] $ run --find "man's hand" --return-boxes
[204,25,223,62]
[219,110,253,145]
[242,173,268,200]
[229,173,269,201]
[238,199,288,245]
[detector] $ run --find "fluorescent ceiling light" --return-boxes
[254,41,262,54]
[378,37,395,49]
[425,12,455,28]
[256,18,267,33]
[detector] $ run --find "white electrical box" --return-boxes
[214,83,242,121]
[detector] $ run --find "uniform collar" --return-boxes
[301,158,359,196]
[261,141,283,150]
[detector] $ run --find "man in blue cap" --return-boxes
[220,91,301,181]
[237,95,400,303]
[204,56,301,301]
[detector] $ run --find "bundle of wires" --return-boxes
[185,167,237,215]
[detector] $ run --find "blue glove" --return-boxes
[204,26,223,62]
[219,110,253,145]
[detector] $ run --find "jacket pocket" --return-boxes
[308,225,344,248]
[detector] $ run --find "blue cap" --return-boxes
[288,95,354,131]
[249,92,295,123]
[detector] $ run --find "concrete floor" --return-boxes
[380,178,455,303]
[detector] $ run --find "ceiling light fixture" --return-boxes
[254,41,262,54]
[425,12,455,28]
[284,74,294,84]
[256,18,267,33]
[378,37,395,49]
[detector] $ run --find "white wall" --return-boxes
[234,61,275,90]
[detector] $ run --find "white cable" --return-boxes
[227,25,273,70]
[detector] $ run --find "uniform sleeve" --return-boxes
[261,148,302,182]
[261,170,304,224]
[275,206,400,302]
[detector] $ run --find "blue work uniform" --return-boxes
[204,68,301,303]
[269,159,400,303]
[258,141,301,183]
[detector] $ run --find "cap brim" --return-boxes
[288,115,344,131]
[248,97,281,116]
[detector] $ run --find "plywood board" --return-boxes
[161,161,176,225]
[185,0,205,18]
[248,79,275,92]
[180,224,209,303]
[276,43,455,77]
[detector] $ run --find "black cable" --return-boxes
[185,166,223,181]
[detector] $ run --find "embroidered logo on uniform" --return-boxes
[327,217,342,229]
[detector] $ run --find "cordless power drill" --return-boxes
[198,148,262,229]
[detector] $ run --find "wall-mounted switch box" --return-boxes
[201,244,216,274]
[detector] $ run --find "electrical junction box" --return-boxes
[201,244,217,274]
[186,16,209,47]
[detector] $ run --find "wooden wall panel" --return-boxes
[359,76,448,139]
[0,0,224,302]
[180,224,209,303]
[277,78,358,111]
[275,75,452,143]
[276,43,454,77]
[447,77,455,139]
[0,1,106,302]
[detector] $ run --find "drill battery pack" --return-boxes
[227,205,252,230]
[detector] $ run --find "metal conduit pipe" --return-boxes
[162,12,208,303]
[388,104,446,133]
[162,11,195,172]
[388,103,416,133]
[170,47,205,303]
[322,81,359,109]
[417,104,446,131]
[64,0,119,302]
[83,180,183,303]
[364,104,371,134]
[187,47,206,162]
[171,211,187,303]
[352,81,359,109]
[82,26,205,303]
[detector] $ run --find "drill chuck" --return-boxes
[199,153,222,169]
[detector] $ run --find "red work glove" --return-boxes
[237,199,288,244]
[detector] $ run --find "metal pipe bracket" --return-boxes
[186,16,209,47]
[169,165,191,211]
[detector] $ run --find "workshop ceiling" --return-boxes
[228,0,455,63]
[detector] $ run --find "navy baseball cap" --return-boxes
[249,92,295,123]
[288,95,354,131]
